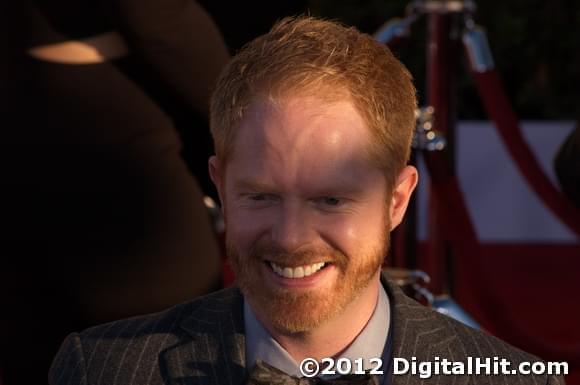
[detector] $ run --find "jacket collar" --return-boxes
[169,272,455,385]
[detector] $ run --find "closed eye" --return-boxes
[321,197,342,206]
[313,196,349,210]
[242,193,279,205]
[249,194,268,201]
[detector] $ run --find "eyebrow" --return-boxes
[232,177,367,196]
[232,179,277,192]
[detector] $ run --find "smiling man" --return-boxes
[50,16,565,385]
[212,96,408,373]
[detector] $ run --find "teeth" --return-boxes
[283,267,293,278]
[270,262,326,278]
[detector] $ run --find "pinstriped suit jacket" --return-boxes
[49,276,565,385]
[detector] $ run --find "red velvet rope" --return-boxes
[422,151,497,326]
[471,70,580,237]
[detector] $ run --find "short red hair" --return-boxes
[210,16,417,188]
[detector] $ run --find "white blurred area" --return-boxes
[416,120,578,243]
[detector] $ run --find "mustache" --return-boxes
[247,242,348,267]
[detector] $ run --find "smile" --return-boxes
[269,261,327,279]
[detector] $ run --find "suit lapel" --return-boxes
[162,287,247,385]
[382,274,464,385]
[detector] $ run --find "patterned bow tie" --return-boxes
[247,360,378,385]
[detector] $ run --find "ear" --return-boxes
[208,155,225,209]
[389,165,418,230]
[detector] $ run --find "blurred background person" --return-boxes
[1,0,229,383]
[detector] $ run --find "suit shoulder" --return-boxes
[419,308,566,384]
[78,286,242,342]
[390,283,541,363]
[390,292,563,384]
[438,309,541,363]
[49,287,242,385]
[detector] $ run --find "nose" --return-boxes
[270,201,314,253]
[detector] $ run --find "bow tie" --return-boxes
[247,360,378,385]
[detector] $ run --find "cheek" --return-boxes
[322,206,388,256]
[321,215,384,253]
[225,207,272,253]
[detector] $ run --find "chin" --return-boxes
[245,269,377,334]
[252,290,339,334]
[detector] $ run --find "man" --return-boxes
[49,16,565,385]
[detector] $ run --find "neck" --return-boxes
[266,272,381,363]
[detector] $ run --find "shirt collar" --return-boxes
[244,284,390,377]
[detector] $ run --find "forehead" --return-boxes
[225,96,384,192]
[239,96,366,151]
